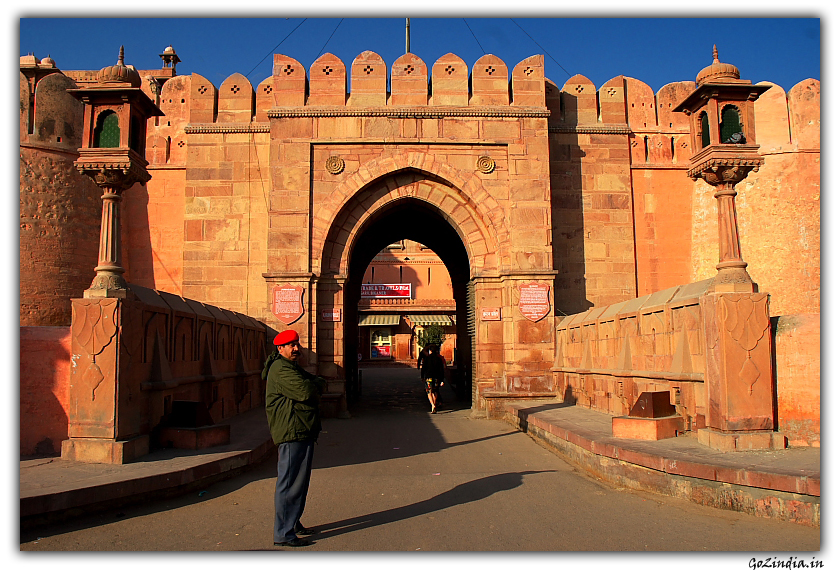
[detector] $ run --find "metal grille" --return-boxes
[720,106,743,143]
[94,112,120,148]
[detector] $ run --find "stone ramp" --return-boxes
[502,400,820,526]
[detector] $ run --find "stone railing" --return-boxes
[554,280,712,423]
[551,278,784,451]
[61,284,268,464]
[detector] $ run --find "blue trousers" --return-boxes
[274,440,315,543]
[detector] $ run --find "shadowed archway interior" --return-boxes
[343,197,471,401]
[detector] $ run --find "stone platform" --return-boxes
[20,402,820,530]
[502,400,820,527]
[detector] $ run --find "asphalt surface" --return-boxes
[19,367,821,555]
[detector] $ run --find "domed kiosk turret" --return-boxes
[67,46,163,298]
[673,45,770,294]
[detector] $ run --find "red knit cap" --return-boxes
[273,330,300,346]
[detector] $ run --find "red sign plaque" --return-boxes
[481,307,501,321]
[518,282,551,322]
[321,308,342,322]
[360,283,411,298]
[272,284,304,325]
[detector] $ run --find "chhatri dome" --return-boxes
[695,45,741,86]
[96,46,141,87]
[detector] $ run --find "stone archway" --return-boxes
[314,169,491,410]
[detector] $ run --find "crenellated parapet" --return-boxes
[171,51,548,127]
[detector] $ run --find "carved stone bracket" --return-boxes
[693,163,758,185]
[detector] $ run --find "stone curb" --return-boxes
[502,402,820,527]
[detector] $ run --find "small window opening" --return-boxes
[93,111,120,148]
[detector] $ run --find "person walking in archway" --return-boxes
[263,330,326,547]
[419,343,446,413]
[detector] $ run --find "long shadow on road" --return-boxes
[311,470,551,540]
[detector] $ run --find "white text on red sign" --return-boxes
[360,283,412,298]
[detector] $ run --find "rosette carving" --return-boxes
[476,155,495,174]
[325,156,345,175]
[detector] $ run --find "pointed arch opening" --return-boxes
[342,196,472,407]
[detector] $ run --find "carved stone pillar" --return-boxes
[699,292,785,451]
[698,164,758,293]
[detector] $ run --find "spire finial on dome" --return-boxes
[118,45,125,66]
[713,45,719,63]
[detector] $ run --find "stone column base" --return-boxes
[61,435,149,464]
[698,428,786,452]
[612,415,683,441]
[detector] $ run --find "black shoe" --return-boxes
[274,537,312,547]
[295,523,317,536]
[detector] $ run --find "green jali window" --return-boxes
[720,106,743,143]
[94,111,120,148]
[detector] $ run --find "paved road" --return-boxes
[20,367,820,554]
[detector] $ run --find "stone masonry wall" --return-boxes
[20,70,101,326]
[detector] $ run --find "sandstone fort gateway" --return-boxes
[20,44,818,473]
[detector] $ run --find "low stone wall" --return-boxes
[553,279,712,431]
[20,326,72,455]
[552,281,820,447]
[61,284,269,463]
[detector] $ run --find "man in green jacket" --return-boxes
[263,329,326,547]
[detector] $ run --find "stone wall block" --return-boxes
[788,78,820,149]
[471,54,509,106]
[255,77,274,122]
[599,77,628,124]
[218,73,254,123]
[308,53,347,106]
[32,72,83,150]
[272,54,307,107]
[753,82,791,150]
[158,75,191,127]
[560,74,598,125]
[625,77,656,131]
[349,51,387,107]
[656,81,694,130]
[431,53,468,106]
[20,71,31,140]
[189,73,218,123]
[390,53,428,106]
[511,55,545,107]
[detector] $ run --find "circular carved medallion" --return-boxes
[476,155,495,174]
[325,156,345,175]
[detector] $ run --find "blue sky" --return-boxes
[19,15,820,93]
